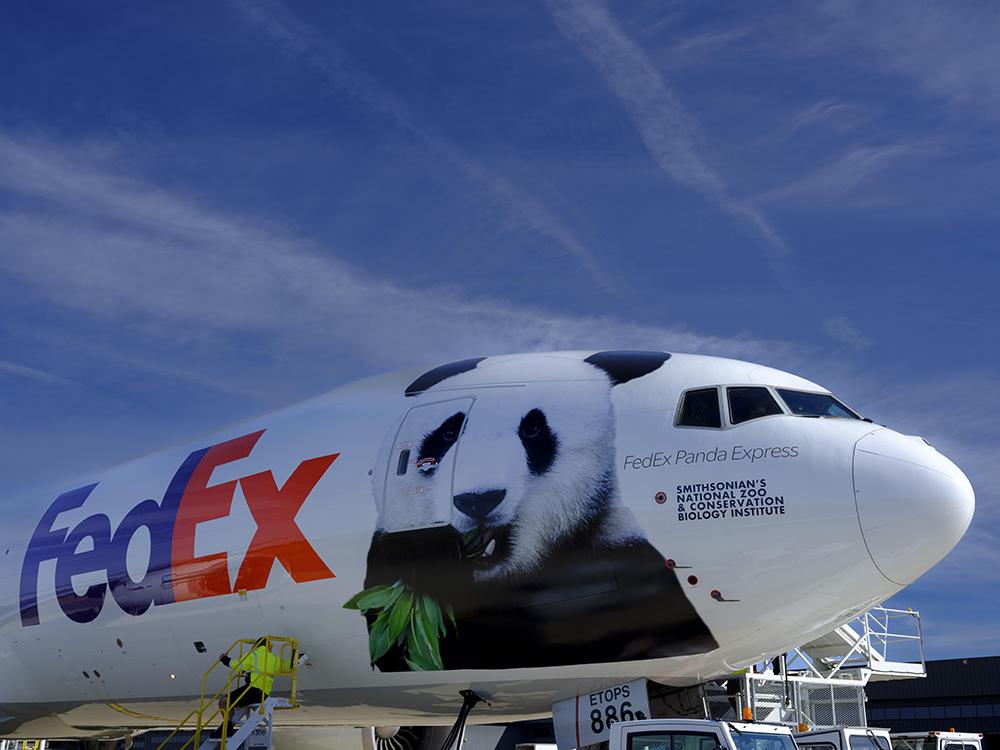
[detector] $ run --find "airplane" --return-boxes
[0,351,975,744]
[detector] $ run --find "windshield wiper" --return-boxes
[866,729,888,750]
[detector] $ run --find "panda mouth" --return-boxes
[462,525,512,568]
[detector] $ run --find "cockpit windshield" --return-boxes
[777,389,860,419]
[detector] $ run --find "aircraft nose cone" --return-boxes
[854,429,975,585]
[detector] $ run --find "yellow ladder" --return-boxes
[155,635,300,750]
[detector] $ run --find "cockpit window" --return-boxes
[777,389,860,419]
[677,388,722,428]
[727,386,783,424]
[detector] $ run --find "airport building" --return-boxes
[866,656,1000,750]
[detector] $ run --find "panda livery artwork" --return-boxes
[0,349,975,734]
[349,352,718,671]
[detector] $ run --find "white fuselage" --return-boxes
[0,351,974,738]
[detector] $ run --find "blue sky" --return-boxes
[1,1,997,658]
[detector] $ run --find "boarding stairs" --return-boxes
[698,606,925,728]
[794,606,926,682]
[154,635,300,750]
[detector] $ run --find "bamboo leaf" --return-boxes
[445,605,457,630]
[406,651,435,671]
[386,589,413,645]
[383,582,405,611]
[421,594,444,639]
[369,610,393,663]
[405,627,438,672]
[344,584,393,611]
[406,625,429,667]
[413,597,443,670]
[407,617,433,660]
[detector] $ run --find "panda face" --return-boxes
[441,403,563,577]
[447,380,617,580]
[376,353,670,579]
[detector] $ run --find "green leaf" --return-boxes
[383,582,405,611]
[412,597,444,670]
[421,594,444,639]
[405,626,425,666]
[344,584,394,611]
[445,605,457,630]
[386,589,413,645]
[369,610,393,664]
[405,627,438,671]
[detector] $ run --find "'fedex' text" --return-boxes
[20,431,337,626]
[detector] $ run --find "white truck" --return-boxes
[608,719,797,750]
[891,732,983,750]
[795,727,892,750]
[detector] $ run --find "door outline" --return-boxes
[380,396,476,533]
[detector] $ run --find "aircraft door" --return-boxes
[379,397,474,533]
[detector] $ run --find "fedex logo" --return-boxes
[20,430,338,626]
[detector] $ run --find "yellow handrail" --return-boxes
[154,635,300,750]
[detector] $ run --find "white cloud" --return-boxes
[544,0,789,263]
[822,0,1000,120]
[823,316,873,350]
[780,99,866,139]
[233,0,618,295]
[757,144,927,206]
[0,359,75,386]
[0,133,791,376]
[672,29,751,56]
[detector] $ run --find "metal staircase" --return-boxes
[794,606,926,682]
[154,636,300,750]
[700,606,926,728]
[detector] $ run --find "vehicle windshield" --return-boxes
[776,389,860,419]
[628,731,724,750]
[730,732,797,750]
[850,735,891,750]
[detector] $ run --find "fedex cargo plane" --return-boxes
[0,351,975,738]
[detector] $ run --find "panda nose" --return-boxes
[453,489,506,520]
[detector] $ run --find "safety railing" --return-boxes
[791,606,925,681]
[153,635,299,750]
[864,606,925,668]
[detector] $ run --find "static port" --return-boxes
[687,575,699,586]
[194,641,207,653]
[94,670,101,678]
[82,671,90,679]
[116,638,123,648]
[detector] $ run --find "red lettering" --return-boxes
[171,431,265,602]
[234,454,338,591]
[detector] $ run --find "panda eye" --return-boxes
[518,408,557,475]
[418,411,466,466]
[519,411,544,440]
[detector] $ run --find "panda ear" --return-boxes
[584,350,671,386]
[405,357,486,397]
